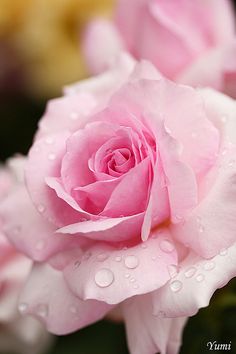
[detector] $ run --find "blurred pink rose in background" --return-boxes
[1,56,236,354]
[83,0,236,97]
[0,158,52,354]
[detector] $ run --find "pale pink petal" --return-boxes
[102,158,151,217]
[57,213,144,242]
[64,229,177,304]
[152,242,236,318]
[122,293,187,354]
[199,87,236,145]
[83,19,124,74]
[61,121,120,191]
[26,133,80,227]
[171,145,236,258]
[18,263,112,335]
[0,186,87,262]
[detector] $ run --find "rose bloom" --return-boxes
[0,158,52,354]
[1,55,236,354]
[83,0,236,98]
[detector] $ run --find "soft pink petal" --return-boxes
[102,158,151,217]
[26,133,80,227]
[171,145,236,258]
[152,242,236,318]
[18,263,112,335]
[57,213,144,242]
[83,19,124,74]
[64,229,177,304]
[122,293,187,354]
[0,186,87,262]
[61,121,120,191]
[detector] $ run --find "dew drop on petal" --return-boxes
[141,243,147,249]
[69,305,78,314]
[124,273,130,279]
[168,264,178,278]
[196,274,205,282]
[159,239,175,253]
[170,280,182,293]
[37,204,45,213]
[36,304,48,318]
[94,269,114,288]
[220,248,228,256]
[124,255,139,269]
[133,284,139,289]
[184,267,197,278]
[45,137,54,145]
[97,253,109,262]
[74,260,81,269]
[203,261,215,271]
[130,277,136,283]
[18,303,28,314]
[114,256,122,262]
[48,153,56,161]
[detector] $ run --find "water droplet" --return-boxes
[168,264,178,278]
[114,256,122,262]
[94,269,114,288]
[80,218,87,222]
[69,305,78,314]
[124,255,139,269]
[36,304,48,318]
[37,204,45,213]
[83,252,92,260]
[184,267,197,278]
[97,253,109,262]
[198,224,205,233]
[141,243,147,249]
[45,137,54,145]
[196,274,205,282]
[133,284,139,289]
[221,115,227,123]
[159,239,175,253]
[130,277,136,283]
[124,273,130,279]
[35,240,45,251]
[70,112,79,120]
[18,303,28,314]
[228,159,235,167]
[74,260,81,269]
[203,261,215,271]
[152,256,157,261]
[170,280,182,293]
[153,310,166,318]
[48,153,56,161]
[220,248,227,256]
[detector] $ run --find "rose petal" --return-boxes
[152,242,236,318]
[0,186,87,262]
[64,229,177,304]
[171,145,236,258]
[123,293,187,354]
[18,263,112,335]
[83,19,124,74]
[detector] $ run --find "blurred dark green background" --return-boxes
[1,1,236,353]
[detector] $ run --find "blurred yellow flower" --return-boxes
[0,0,114,98]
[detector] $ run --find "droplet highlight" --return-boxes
[124,255,139,269]
[94,268,114,288]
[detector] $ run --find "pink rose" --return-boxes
[83,0,236,97]
[1,57,236,354]
[0,158,52,354]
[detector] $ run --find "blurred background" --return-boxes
[0,0,236,353]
